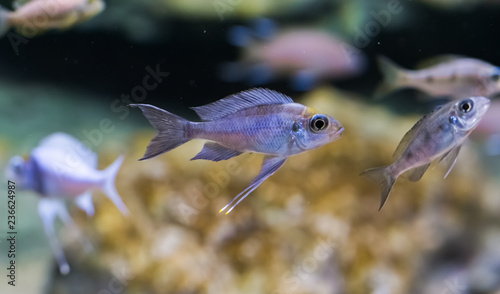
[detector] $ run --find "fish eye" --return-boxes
[310,115,328,132]
[459,99,473,113]
[491,73,500,81]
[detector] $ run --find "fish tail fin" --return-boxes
[361,166,396,210]
[0,6,11,37]
[374,55,406,99]
[102,155,129,216]
[131,104,191,160]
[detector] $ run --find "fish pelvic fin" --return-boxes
[131,104,191,160]
[38,199,71,275]
[219,156,287,214]
[374,55,406,100]
[361,166,396,210]
[102,155,129,216]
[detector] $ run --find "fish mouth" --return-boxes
[330,125,344,140]
[475,96,491,117]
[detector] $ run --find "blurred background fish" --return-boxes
[5,132,127,275]
[376,55,500,100]
[0,0,105,37]
[220,19,367,91]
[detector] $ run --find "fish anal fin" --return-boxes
[407,163,430,182]
[191,142,242,162]
[190,88,293,121]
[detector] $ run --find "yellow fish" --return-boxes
[0,0,105,37]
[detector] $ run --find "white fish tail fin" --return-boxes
[361,166,395,210]
[102,155,129,216]
[0,6,10,37]
[130,104,190,160]
[374,56,406,100]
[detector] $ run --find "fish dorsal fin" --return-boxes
[415,55,467,69]
[440,145,462,179]
[393,114,430,159]
[407,163,430,182]
[190,88,293,121]
[39,132,97,168]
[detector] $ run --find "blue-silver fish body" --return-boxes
[188,103,340,157]
[132,88,344,213]
[5,132,128,274]
[362,97,490,210]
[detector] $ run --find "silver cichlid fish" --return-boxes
[376,55,500,100]
[132,88,344,214]
[5,132,128,274]
[362,96,490,210]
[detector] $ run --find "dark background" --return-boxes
[1,0,499,111]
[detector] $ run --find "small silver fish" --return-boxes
[132,88,344,214]
[5,132,128,274]
[362,97,490,210]
[0,0,105,37]
[376,55,500,99]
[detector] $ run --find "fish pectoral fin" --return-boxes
[392,112,433,159]
[407,163,431,182]
[76,192,95,217]
[440,145,462,179]
[219,156,287,214]
[191,142,243,162]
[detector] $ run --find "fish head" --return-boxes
[293,107,344,151]
[5,156,29,188]
[450,96,490,132]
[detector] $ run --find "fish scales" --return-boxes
[188,104,306,154]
